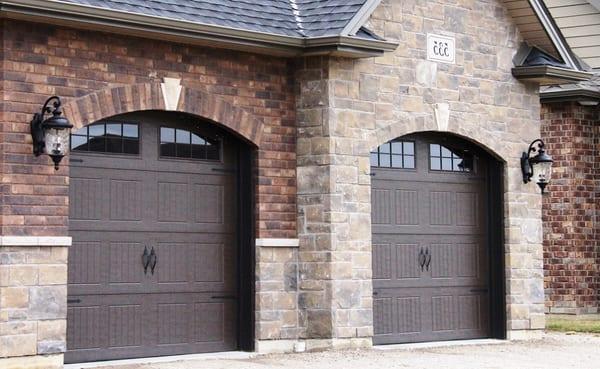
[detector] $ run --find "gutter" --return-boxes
[540,88,600,104]
[0,0,398,58]
[512,65,593,84]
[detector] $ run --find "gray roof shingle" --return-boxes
[59,0,369,38]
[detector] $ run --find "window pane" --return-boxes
[206,143,220,160]
[442,157,453,171]
[430,157,440,170]
[160,142,176,157]
[71,135,88,151]
[176,143,191,158]
[88,124,104,137]
[72,126,88,136]
[430,144,440,157]
[379,143,390,154]
[160,127,175,143]
[123,139,139,155]
[391,155,403,168]
[191,133,205,145]
[403,142,414,155]
[176,129,190,144]
[370,152,379,167]
[106,137,123,153]
[106,123,121,136]
[453,158,462,172]
[191,143,206,159]
[123,124,138,138]
[379,153,391,167]
[88,137,105,152]
[404,155,415,169]
[391,142,403,155]
[441,146,452,158]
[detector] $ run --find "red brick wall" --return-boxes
[541,101,599,314]
[0,19,296,238]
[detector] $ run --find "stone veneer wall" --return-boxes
[295,0,546,345]
[0,239,69,369]
[541,102,599,314]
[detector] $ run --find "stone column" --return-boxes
[296,56,373,349]
[0,237,70,369]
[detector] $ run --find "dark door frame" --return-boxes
[236,141,256,351]
[372,131,507,341]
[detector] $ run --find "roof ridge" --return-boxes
[288,0,306,37]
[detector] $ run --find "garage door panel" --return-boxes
[66,293,236,363]
[68,117,239,363]
[70,171,233,234]
[373,290,428,344]
[152,241,235,292]
[430,289,489,338]
[372,136,491,344]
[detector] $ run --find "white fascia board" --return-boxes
[528,0,579,70]
[340,0,382,36]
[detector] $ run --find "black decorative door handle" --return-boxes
[142,246,150,274]
[149,247,157,275]
[418,248,426,271]
[425,248,432,271]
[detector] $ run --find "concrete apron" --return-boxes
[63,338,517,368]
[63,352,254,369]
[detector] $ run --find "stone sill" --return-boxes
[256,238,299,248]
[0,236,72,247]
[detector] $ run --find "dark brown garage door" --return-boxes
[371,135,491,344]
[66,112,238,363]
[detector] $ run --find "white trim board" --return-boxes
[63,351,254,368]
[0,236,72,246]
[256,238,299,248]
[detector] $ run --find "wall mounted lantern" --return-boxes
[521,139,553,194]
[30,96,73,170]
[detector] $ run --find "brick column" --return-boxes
[541,102,599,315]
[0,237,70,369]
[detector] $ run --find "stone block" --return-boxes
[7,266,38,286]
[38,265,67,285]
[28,286,67,320]
[0,354,63,369]
[0,287,29,309]
[306,310,333,338]
[37,319,66,341]
[37,340,66,354]
[0,334,37,357]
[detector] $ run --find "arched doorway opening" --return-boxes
[65,111,255,363]
[371,132,505,344]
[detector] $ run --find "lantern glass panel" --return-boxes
[44,127,70,156]
[533,161,552,184]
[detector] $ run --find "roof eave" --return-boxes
[540,88,600,104]
[305,35,398,57]
[0,0,397,58]
[511,65,593,85]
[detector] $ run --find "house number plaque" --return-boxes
[427,34,455,64]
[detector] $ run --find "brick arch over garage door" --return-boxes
[61,82,265,147]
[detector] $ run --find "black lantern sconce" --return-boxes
[30,96,73,170]
[521,139,554,194]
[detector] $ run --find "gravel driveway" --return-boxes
[87,333,600,369]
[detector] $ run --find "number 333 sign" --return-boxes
[427,34,455,64]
